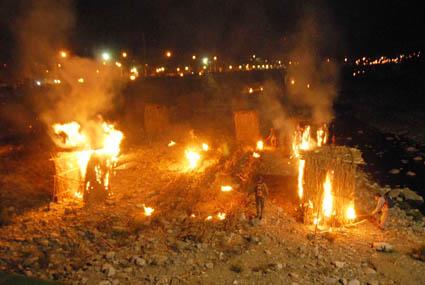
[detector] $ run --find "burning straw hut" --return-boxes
[300,146,363,225]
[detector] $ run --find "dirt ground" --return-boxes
[0,137,424,285]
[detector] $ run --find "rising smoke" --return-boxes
[14,0,123,146]
[258,2,340,143]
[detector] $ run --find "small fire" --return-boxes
[168,140,176,147]
[297,159,306,200]
[143,205,154,216]
[316,125,328,147]
[221,185,233,192]
[322,171,334,218]
[217,212,226,220]
[202,143,209,151]
[185,149,201,169]
[205,215,213,221]
[256,140,264,151]
[346,204,356,222]
[252,152,261,158]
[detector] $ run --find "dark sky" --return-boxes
[1,0,424,62]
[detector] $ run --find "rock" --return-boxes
[332,261,345,268]
[133,257,146,266]
[406,146,418,152]
[389,169,400,175]
[363,267,377,275]
[111,280,120,285]
[348,280,360,285]
[106,251,116,260]
[372,242,393,252]
[413,156,423,161]
[406,171,416,176]
[250,218,262,226]
[324,277,338,284]
[339,278,348,285]
[289,272,299,279]
[388,189,401,199]
[101,263,116,277]
[367,281,379,285]
[205,262,214,269]
[98,281,111,285]
[230,264,243,273]
[401,159,409,164]
[150,255,167,265]
[400,188,424,204]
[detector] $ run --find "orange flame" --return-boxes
[256,140,264,151]
[221,185,233,192]
[185,149,201,169]
[202,143,209,151]
[217,212,226,220]
[252,152,261,158]
[346,204,356,222]
[322,171,333,218]
[143,205,154,216]
[297,159,305,200]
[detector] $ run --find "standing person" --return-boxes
[266,128,278,148]
[254,176,269,220]
[371,192,390,229]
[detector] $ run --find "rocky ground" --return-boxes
[0,142,425,285]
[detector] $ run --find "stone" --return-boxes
[400,188,424,204]
[133,257,146,266]
[205,262,214,269]
[324,277,338,284]
[332,261,345,268]
[388,169,400,175]
[406,171,416,176]
[367,281,379,285]
[406,146,418,152]
[98,281,111,285]
[106,251,116,260]
[102,263,116,277]
[251,218,262,226]
[363,267,377,275]
[413,156,423,161]
[289,272,299,279]
[348,280,360,285]
[372,242,393,252]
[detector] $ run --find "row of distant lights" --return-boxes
[350,52,421,78]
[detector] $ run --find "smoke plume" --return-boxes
[14,0,123,143]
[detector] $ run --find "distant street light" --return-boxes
[165,51,172,58]
[202,57,209,65]
[102,52,111,61]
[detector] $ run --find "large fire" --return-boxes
[52,120,123,200]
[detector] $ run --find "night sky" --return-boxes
[1,0,424,62]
